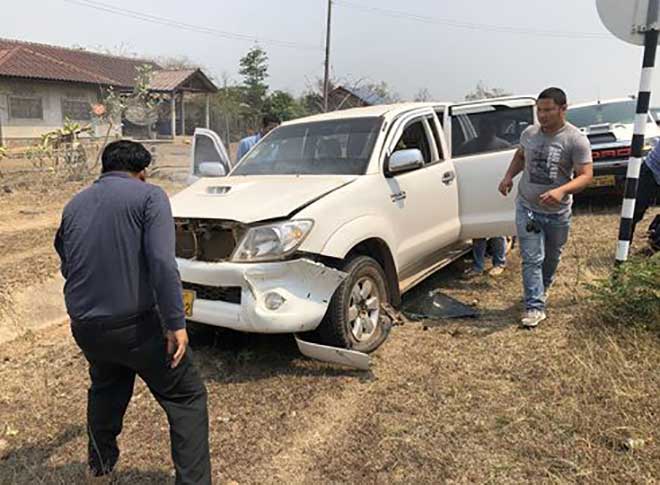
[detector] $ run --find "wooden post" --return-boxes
[170,93,176,138]
[205,93,211,129]
[180,92,186,137]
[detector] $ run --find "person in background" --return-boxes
[236,114,281,162]
[631,140,660,238]
[498,87,593,328]
[55,140,211,484]
[460,116,511,155]
[464,117,511,278]
[465,237,507,277]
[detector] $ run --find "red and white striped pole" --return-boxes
[616,1,659,263]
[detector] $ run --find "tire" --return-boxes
[316,255,391,353]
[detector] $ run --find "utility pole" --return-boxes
[323,0,333,112]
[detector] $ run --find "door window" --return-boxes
[193,131,230,174]
[452,106,533,157]
[427,116,445,160]
[393,119,433,164]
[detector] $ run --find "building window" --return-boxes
[9,96,43,120]
[62,99,92,121]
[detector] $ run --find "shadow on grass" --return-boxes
[573,192,622,215]
[0,425,171,484]
[191,330,371,384]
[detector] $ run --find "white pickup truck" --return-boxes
[171,97,535,355]
[566,97,660,191]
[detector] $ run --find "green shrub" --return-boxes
[587,254,660,331]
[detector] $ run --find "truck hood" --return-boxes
[581,122,660,146]
[170,175,357,223]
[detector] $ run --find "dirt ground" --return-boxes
[0,147,658,484]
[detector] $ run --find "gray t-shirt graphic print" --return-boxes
[517,123,592,214]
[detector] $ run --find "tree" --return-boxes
[413,88,432,102]
[300,91,324,116]
[212,79,249,143]
[156,55,202,70]
[465,81,512,101]
[92,64,165,157]
[300,76,336,114]
[72,42,140,58]
[264,90,306,122]
[362,81,400,104]
[239,46,269,113]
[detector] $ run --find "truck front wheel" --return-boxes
[317,255,390,353]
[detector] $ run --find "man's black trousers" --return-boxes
[71,310,211,484]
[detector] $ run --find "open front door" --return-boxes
[449,97,536,239]
[188,128,232,185]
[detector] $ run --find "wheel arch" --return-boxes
[344,238,401,308]
[316,216,401,308]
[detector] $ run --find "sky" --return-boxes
[2,0,656,104]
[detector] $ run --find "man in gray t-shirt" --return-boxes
[518,122,592,214]
[498,87,593,328]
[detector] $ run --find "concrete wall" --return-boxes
[0,79,120,146]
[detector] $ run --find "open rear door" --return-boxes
[188,128,232,185]
[449,97,536,239]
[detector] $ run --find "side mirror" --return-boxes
[197,162,227,177]
[387,149,424,175]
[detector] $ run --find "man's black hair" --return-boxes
[101,140,152,173]
[538,87,567,107]
[262,114,281,127]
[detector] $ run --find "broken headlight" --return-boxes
[232,220,314,262]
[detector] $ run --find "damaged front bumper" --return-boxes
[176,258,347,333]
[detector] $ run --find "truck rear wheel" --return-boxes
[317,255,390,353]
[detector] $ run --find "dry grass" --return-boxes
[0,184,658,484]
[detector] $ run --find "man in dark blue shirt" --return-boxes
[55,140,211,484]
[235,114,280,162]
[632,141,660,238]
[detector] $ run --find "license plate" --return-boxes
[182,290,196,317]
[590,175,616,187]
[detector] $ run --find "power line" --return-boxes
[334,0,612,40]
[60,0,323,51]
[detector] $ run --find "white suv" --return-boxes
[172,97,535,354]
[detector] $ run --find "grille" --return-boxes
[175,219,242,262]
[592,146,631,163]
[182,282,241,304]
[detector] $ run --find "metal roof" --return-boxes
[0,38,217,92]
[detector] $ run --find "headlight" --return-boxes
[232,220,314,262]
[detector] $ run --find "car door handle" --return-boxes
[442,171,456,185]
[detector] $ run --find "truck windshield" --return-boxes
[232,117,381,176]
[566,100,641,128]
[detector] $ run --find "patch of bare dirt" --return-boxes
[0,179,658,484]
